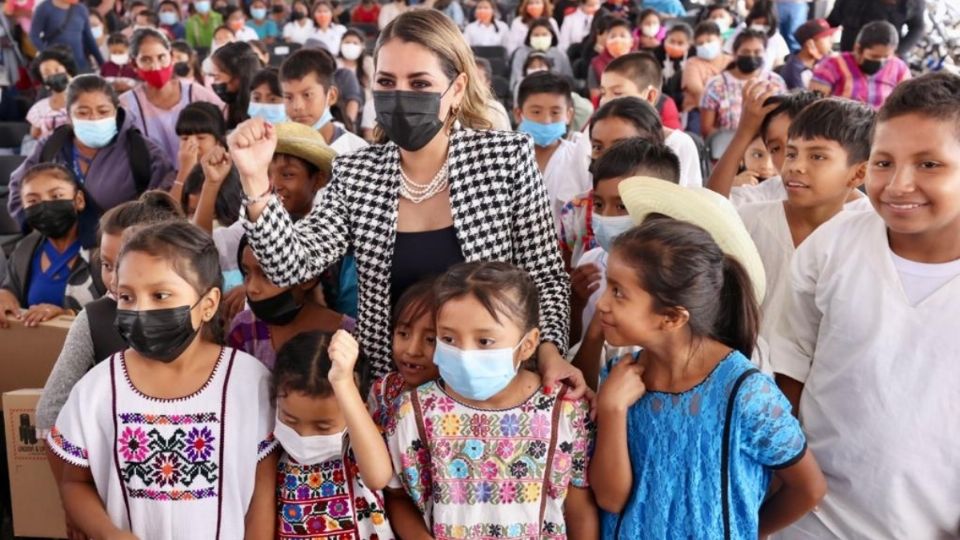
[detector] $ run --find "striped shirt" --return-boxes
[811,52,911,109]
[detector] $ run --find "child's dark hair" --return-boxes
[604,51,662,93]
[175,101,228,147]
[788,97,876,164]
[612,218,759,357]
[434,261,539,334]
[517,71,572,108]
[280,47,336,89]
[759,90,823,142]
[605,17,631,35]
[212,41,261,129]
[592,138,680,186]
[31,46,78,82]
[856,20,898,50]
[107,32,129,47]
[271,331,337,400]
[666,23,693,40]
[525,17,558,48]
[118,220,225,343]
[694,21,721,39]
[732,28,767,52]
[877,71,960,138]
[21,163,78,189]
[136,10,160,26]
[522,51,553,73]
[591,96,664,145]
[100,190,184,237]
[393,277,437,330]
[180,164,244,225]
[250,67,282,96]
[744,0,778,38]
[638,9,659,25]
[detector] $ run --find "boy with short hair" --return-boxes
[569,137,680,386]
[280,48,367,155]
[99,33,139,89]
[781,18,837,90]
[681,21,732,114]
[599,52,702,187]
[738,97,874,371]
[515,71,590,228]
[773,72,960,539]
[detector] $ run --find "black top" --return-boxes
[391,226,465,308]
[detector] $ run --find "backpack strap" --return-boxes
[721,367,760,540]
[39,124,74,164]
[124,128,152,196]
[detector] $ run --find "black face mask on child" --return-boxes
[115,299,205,363]
[24,200,78,239]
[248,289,304,326]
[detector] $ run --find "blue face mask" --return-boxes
[159,11,178,25]
[519,118,566,147]
[222,269,243,292]
[248,102,287,124]
[696,41,721,60]
[592,213,634,252]
[72,116,118,149]
[251,7,267,19]
[195,0,211,13]
[313,107,333,130]
[433,339,525,401]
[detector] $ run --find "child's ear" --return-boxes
[298,277,320,294]
[201,287,223,323]
[565,105,574,125]
[513,107,523,124]
[519,328,541,361]
[325,85,339,107]
[660,306,689,332]
[310,170,329,190]
[74,189,86,213]
[849,161,868,188]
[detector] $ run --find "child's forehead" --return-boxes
[873,113,960,154]
[22,175,76,194]
[523,92,569,109]
[786,135,844,152]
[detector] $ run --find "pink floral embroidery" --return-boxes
[119,427,149,462]
[531,413,551,438]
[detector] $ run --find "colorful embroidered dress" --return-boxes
[366,371,407,433]
[386,382,594,540]
[48,348,278,540]
[227,309,357,370]
[277,438,394,539]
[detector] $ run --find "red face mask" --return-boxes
[228,19,244,31]
[664,43,687,59]
[136,63,174,89]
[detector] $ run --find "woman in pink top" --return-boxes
[119,28,223,166]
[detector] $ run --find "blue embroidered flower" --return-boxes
[463,439,485,460]
[448,458,469,479]
[282,503,303,523]
[499,413,521,437]
[508,523,523,537]
[476,481,494,503]
[285,474,298,490]
[404,466,420,485]
[320,481,336,497]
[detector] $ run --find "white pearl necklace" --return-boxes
[398,161,449,204]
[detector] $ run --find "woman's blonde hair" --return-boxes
[374,10,492,136]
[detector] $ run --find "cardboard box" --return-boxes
[3,389,67,539]
[0,316,73,395]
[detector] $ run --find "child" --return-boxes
[681,21,732,117]
[310,1,347,56]
[280,48,367,154]
[48,221,278,539]
[272,330,394,538]
[600,52,701,186]
[366,277,440,432]
[591,216,825,538]
[515,71,590,228]
[558,0,601,53]
[634,9,665,51]
[560,96,664,267]
[185,0,224,50]
[734,134,778,188]
[0,164,98,328]
[246,0,279,44]
[27,47,76,139]
[569,138,681,386]
[588,18,634,103]
[738,98,875,370]
[384,261,598,539]
[773,72,960,539]
[656,23,692,108]
[228,235,355,370]
[463,0,510,48]
[172,101,231,201]
[248,67,287,124]
[224,5,260,42]
[158,0,186,40]
[781,18,836,90]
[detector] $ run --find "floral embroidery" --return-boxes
[48,427,88,461]
[118,427,149,462]
[368,372,407,433]
[118,412,218,425]
[118,427,219,499]
[126,487,217,500]
[184,426,216,462]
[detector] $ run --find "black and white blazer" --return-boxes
[243,128,570,378]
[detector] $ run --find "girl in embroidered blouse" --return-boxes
[272,330,395,539]
[384,261,598,540]
[228,9,585,404]
[367,277,440,432]
[591,219,825,538]
[49,221,278,540]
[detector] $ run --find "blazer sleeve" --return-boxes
[509,135,571,353]
[241,163,351,288]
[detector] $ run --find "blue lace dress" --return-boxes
[599,351,806,539]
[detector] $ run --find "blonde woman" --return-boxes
[229,9,584,398]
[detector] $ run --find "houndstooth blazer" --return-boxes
[242,128,570,378]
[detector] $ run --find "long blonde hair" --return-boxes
[374,10,493,135]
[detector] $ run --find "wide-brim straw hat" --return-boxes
[273,121,337,178]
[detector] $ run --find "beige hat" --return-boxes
[618,176,767,302]
[273,121,338,178]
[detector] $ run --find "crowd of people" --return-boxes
[0,0,955,538]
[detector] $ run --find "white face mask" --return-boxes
[273,416,346,466]
[530,35,552,52]
[641,24,660,38]
[340,43,363,61]
[111,53,129,65]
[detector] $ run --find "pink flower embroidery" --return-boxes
[437,396,455,413]
[500,481,517,503]
[496,439,515,460]
[480,460,499,480]
[118,427,149,462]
[448,480,467,504]
[531,413,551,438]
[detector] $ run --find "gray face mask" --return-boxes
[373,81,455,152]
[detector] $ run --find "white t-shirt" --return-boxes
[730,176,787,207]
[47,349,278,540]
[506,17,560,54]
[890,252,960,307]
[772,210,960,539]
[311,24,348,55]
[282,19,316,45]
[576,246,607,345]
[329,122,369,156]
[558,9,593,53]
[463,20,510,48]
[543,136,592,231]
[234,25,260,42]
[665,129,703,188]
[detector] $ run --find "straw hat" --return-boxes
[273,121,338,178]
[618,176,767,302]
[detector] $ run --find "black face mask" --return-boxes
[374,84,453,152]
[860,58,884,75]
[25,199,78,238]
[115,301,203,363]
[211,82,238,104]
[736,55,764,74]
[44,73,70,93]
[248,289,304,326]
[290,10,305,20]
[173,61,191,77]
[272,4,285,13]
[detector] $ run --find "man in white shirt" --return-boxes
[280,48,367,156]
[558,0,600,53]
